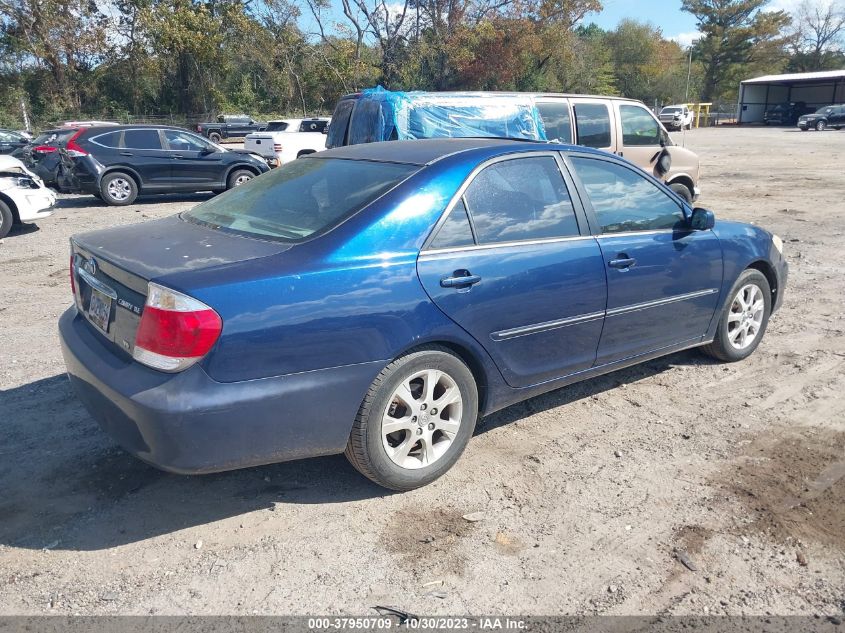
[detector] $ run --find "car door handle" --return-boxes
[440,271,482,288]
[608,257,637,270]
[171,155,185,159]
[119,152,133,156]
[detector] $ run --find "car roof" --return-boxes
[339,91,644,104]
[314,137,605,166]
[79,124,191,133]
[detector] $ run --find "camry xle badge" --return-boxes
[117,297,142,315]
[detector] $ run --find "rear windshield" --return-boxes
[33,129,75,146]
[183,157,418,242]
[326,100,356,148]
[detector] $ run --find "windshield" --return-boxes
[183,158,418,242]
[815,106,833,114]
[661,107,682,114]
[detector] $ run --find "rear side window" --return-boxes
[574,103,611,148]
[536,101,573,143]
[326,100,355,148]
[266,122,289,132]
[300,120,328,133]
[571,157,683,233]
[619,105,660,146]
[430,199,475,249]
[123,129,162,150]
[184,158,418,242]
[463,156,579,243]
[91,131,122,148]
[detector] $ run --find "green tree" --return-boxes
[682,0,791,102]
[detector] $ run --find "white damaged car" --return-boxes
[0,154,57,238]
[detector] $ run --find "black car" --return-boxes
[797,105,845,131]
[58,125,270,205]
[0,129,30,155]
[195,115,267,143]
[15,127,83,187]
[763,102,811,126]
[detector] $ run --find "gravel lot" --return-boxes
[0,127,843,616]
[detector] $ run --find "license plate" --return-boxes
[88,288,112,333]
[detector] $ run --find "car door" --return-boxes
[163,129,225,188]
[567,154,723,365]
[613,102,666,179]
[572,99,617,154]
[416,153,607,388]
[120,129,172,188]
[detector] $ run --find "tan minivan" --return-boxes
[327,91,702,203]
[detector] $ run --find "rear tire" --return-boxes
[345,347,478,491]
[0,199,14,239]
[99,172,138,206]
[700,269,771,363]
[669,182,693,204]
[208,131,222,143]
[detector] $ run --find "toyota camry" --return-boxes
[59,138,787,490]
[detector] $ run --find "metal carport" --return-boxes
[737,69,845,124]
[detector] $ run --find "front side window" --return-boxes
[571,157,683,234]
[619,104,661,146]
[463,156,579,244]
[536,101,573,143]
[574,103,611,148]
[122,129,162,150]
[184,158,418,242]
[164,130,211,151]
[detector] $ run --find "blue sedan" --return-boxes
[59,138,787,490]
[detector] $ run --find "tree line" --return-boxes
[0,0,843,129]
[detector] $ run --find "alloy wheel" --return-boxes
[727,284,765,350]
[381,369,463,470]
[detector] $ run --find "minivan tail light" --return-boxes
[65,129,88,157]
[133,283,222,372]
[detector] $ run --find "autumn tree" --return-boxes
[787,0,845,71]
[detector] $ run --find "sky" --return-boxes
[585,0,805,48]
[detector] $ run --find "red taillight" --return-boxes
[133,284,222,372]
[70,254,76,295]
[196,125,202,132]
[33,145,57,153]
[65,129,88,157]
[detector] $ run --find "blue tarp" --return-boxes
[348,86,548,144]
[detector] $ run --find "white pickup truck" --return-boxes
[658,105,694,131]
[243,118,330,167]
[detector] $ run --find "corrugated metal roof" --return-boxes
[742,70,845,85]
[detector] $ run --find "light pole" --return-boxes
[685,45,693,103]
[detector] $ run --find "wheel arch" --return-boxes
[666,173,695,197]
[747,259,778,307]
[0,192,20,223]
[99,167,143,191]
[389,339,492,415]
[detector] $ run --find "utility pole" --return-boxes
[685,46,693,103]
[20,97,31,133]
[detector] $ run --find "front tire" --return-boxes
[669,182,693,204]
[227,169,255,189]
[100,172,138,206]
[816,120,827,131]
[0,199,14,239]
[345,347,478,491]
[701,269,771,362]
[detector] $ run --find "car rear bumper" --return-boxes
[59,306,384,474]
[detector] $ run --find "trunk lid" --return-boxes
[71,215,291,357]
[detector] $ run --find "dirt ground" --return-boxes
[0,127,843,617]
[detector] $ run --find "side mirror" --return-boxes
[653,147,672,177]
[689,207,715,231]
[200,146,216,155]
